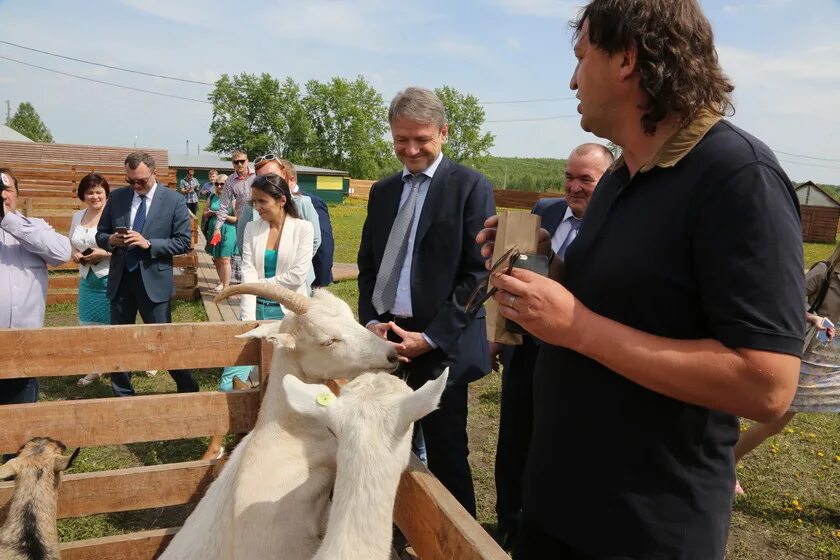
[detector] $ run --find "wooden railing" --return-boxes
[0,322,507,560]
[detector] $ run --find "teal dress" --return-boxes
[204,194,237,258]
[218,249,287,391]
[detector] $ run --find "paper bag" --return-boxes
[486,211,541,344]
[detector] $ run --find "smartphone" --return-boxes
[115,226,129,235]
[81,248,93,257]
[817,317,834,344]
[505,254,550,335]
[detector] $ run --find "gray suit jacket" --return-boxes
[96,184,192,303]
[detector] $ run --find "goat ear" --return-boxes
[237,325,297,350]
[397,368,449,432]
[0,459,18,480]
[282,375,334,422]
[54,448,80,472]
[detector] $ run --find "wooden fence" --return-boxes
[0,322,507,560]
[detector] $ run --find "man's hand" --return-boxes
[210,231,222,246]
[109,232,128,247]
[366,322,390,339]
[389,322,432,359]
[123,230,151,250]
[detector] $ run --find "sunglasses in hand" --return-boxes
[465,245,521,315]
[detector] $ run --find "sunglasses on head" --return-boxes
[464,245,521,315]
[125,176,153,187]
[254,154,284,168]
[233,159,247,165]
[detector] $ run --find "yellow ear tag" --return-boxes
[316,391,336,407]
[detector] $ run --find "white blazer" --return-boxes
[240,216,314,320]
[69,209,110,279]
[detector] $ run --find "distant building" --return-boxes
[169,152,350,204]
[796,181,840,243]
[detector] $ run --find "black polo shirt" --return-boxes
[525,113,804,559]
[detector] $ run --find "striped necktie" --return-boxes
[371,175,423,315]
[557,216,581,259]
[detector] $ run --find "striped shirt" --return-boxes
[215,171,256,230]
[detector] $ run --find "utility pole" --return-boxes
[186,139,189,155]
[5,100,11,124]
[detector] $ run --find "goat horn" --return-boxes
[214,283,311,315]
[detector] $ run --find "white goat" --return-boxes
[160,285,399,560]
[284,369,448,560]
[0,437,79,560]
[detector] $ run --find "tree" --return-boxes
[302,76,392,179]
[8,102,54,143]
[207,73,312,159]
[435,85,494,162]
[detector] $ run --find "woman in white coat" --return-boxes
[205,173,314,460]
[239,173,314,321]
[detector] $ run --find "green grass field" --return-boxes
[34,198,840,558]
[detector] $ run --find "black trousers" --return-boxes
[109,269,198,397]
[495,336,539,535]
[514,518,597,559]
[388,314,477,517]
[0,378,39,405]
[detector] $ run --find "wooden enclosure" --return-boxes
[0,322,507,560]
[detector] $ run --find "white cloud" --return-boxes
[722,4,745,14]
[494,0,581,19]
[506,37,521,50]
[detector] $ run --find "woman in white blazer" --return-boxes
[68,173,112,386]
[239,174,314,320]
[207,173,314,460]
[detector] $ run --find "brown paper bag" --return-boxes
[486,211,541,344]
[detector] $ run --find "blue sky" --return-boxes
[0,0,838,183]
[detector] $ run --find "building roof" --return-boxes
[796,181,840,209]
[168,152,348,176]
[0,125,34,142]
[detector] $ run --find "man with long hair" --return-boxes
[478,1,804,558]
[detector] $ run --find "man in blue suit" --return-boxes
[96,151,197,396]
[358,87,495,515]
[492,143,613,549]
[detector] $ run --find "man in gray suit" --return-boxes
[96,151,197,396]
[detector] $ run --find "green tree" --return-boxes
[435,85,494,162]
[207,73,312,159]
[8,102,54,143]
[303,76,392,179]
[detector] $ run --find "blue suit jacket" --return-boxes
[358,156,495,384]
[96,184,192,303]
[307,193,334,287]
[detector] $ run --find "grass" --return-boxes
[30,201,840,558]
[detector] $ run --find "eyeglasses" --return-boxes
[125,175,153,187]
[464,245,521,315]
[233,159,247,165]
[254,154,284,169]
[214,182,225,186]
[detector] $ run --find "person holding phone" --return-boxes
[732,245,840,493]
[69,173,113,387]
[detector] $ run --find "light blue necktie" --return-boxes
[125,195,146,272]
[557,216,581,259]
[371,175,423,315]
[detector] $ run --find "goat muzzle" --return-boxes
[214,284,311,315]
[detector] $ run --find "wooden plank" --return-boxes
[59,527,177,560]
[0,390,260,454]
[0,322,264,378]
[394,455,508,560]
[0,460,225,521]
[49,252,196,271]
